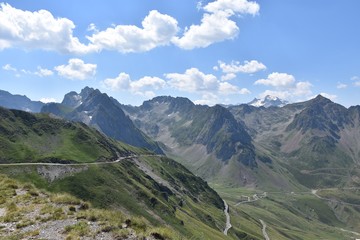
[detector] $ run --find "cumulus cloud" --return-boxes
[221,73,236,81]
[255,72,295,87]
[194,92,220,105]
[204,0,260,15]
[172,11,238,49]
[173,0,260,49]
[102,72,166,98]
[165,67,249,96]
[35,67,53,77]
[0,2,260,53]
[87,10,178,53]
[0,4,178,54]
[218,60,266,74]
[166,68,218,92]
[256,72,313,101]
[55,58,96,80]
[0,3,94,54]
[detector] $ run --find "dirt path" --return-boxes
[311,189,360,207]
[223,200,232,235]
[0,154,163,167]
[259,219,270,240]
[234,192,267,206]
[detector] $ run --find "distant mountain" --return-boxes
[248,95,289,108]
[122,96,258,185]
[0,89,44,112]
[230,94,360,188]
[41,87,163,154]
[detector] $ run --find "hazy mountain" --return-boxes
[41,87,163,154]
[248,95,289,108]
[230,95,360,188]
[0,89,44,112]
[122,96,266,186]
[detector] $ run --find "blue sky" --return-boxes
[0,0,359,107]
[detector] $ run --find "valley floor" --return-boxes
[211,184,360,240]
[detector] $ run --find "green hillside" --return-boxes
[0,107,232,239]
[0,107,132,163]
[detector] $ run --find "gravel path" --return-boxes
[223,200,232,235]
[259,219,270,240]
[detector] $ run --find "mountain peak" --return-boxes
[248,95,289,108]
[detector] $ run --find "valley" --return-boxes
[0,88,359,239]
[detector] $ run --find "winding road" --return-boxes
[223,200,232,235]
[0,154,163,167]
[259,219,270,240]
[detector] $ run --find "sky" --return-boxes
[0,0,359,107]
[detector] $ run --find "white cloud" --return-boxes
[219,82,250,94]
[173,0,259,49]
[256,73,313,101]
[194,92,220,106]
[0,3,94,54]
[165,67,248,96]
[218,60,266,74]
[2,64,16,71]
[131,76,166,91]
[293,81,312,96]
[351,76,359,81]
[221,73,236,81]
[40,97,57,103]
[87,23,98,32]
[204,0,260,15]
[255,72,295,87]
[319,93,337,101]
[35,67,53,77]
[172,11,238,49]
[336,82,347,89]
[166,68,218,92]
[0,4,178,54]
[55,58,96,80]
[87,10,178,53]
[351,76,360,86]
[102,73,166,98]
[259,90,291,100]
[0,2,260,54]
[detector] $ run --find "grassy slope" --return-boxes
[0,107,129,163]
[0,174,180,239]
[212,185,360,240]
[0,107,230,239]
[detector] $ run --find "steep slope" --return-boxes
[0,107,126,163]
[0,107,235,239]
[0,89,44,112]
[41,87,163,154]
[122,96,261,186]
[230,95,360,188]
[0,174,181,239]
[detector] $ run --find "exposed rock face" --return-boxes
[42,87,163,154]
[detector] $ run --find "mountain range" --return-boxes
[0,87,359,239]
[41,87,163,154]
[0,89,44,112]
